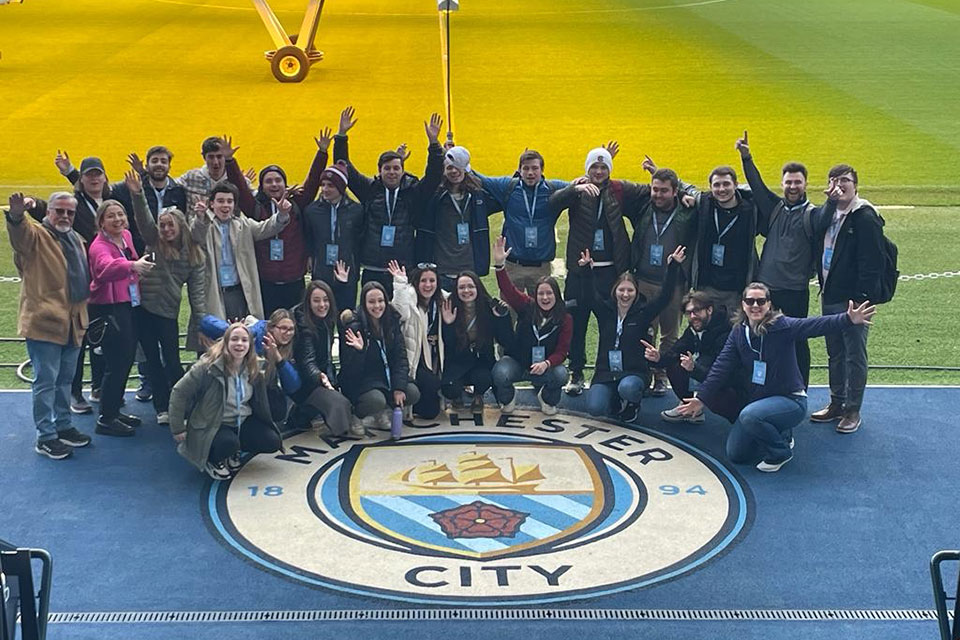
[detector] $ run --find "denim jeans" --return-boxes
[822,301,869,411]
[726,394,807,465]
[491,356,567,406]
[26,339,81,442]
[584,375,645,416]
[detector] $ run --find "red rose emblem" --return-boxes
[430,500,528,539]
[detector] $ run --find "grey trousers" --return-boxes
[822,301,869,411]
[355,384,421,418]
[304,386,353,436]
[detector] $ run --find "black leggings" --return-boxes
[89,302,138,421]
[414,362,443,419]
[136,307,183,413]
[208,415,282,464]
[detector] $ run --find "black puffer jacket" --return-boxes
[333,135,443,269]
[338,306,410,402]
[292,303,337,392]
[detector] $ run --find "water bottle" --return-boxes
[390,407,403,439]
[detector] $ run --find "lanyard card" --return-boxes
[457,222,470,245]
[823,246,834,271]
[269,238,284,261]
[608,349,623,372]
[128,282,141,307]
[531,346,546,363]
[593,229,605,251]
[218,264,235,286]
[380,224,396,247]
[524,225,538,249]
[752,360,767,385]
[325,244,339,266]
[711,243,725,267]
[649,243,664,266]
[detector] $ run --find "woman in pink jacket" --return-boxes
[87,200,154,437]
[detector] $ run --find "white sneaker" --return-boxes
[661,406,704,424]
[156,411,169,425]
[537,388,558,416]
[501,398,516,414]
[756,455,793,473]
[375,410,391,430]
[204,461,231,480]
[349,415,366,437]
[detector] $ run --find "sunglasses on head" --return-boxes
[417,262,438,270]
[743,297,769,307]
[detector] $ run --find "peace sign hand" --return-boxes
[603,140,620,160]
[667,245,687,265]
[578,249,593,268]
[344,327,365,351]
[54,149,71,174]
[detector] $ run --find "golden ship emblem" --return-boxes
[390,451,546,493]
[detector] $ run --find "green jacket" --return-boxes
[168,358,280,471]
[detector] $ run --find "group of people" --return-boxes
[8,107,886,476]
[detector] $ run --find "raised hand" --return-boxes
[7,192,26,219]
[735,130,750,159]
[667,245,687,265]
[680,352,695,372]
[641,154,657,175]
[344,327,365,351]
[396,143,411,162]
[193,198,209,217]
[577,249,593,268]
[571,176,589,186]
[387,259,405,279]
[576,182,600,197]
[123,169,143,195]
[603,140,620,159]
[529,361,549,376]
[262,332,281,364]
[243,166,256,182]
[424,113,443,144]
[221,135,238,161]
[285,184,304,200]
[493,236,512,267]
[314,126,333,153]
[127,152,145,175]
[273,197,292,215]
[440,298,457,325]
[54,149,71,174]
[338,106,357,135]
[847,300,877,325]
[333,260,351,283]
[131,255,155,276]
[640,339,660,363]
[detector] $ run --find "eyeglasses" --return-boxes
[685,306,706,315]
[417,262,438,270]
[743,297,769,307]
[52,207,76,216]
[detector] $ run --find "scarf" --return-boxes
[43,219,90,303]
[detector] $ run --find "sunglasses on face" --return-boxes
[52,207,76,216]
[743,297,769,307]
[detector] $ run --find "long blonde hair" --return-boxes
[156,207,205,266]
[734,282,782,336]
[201,323,260,380]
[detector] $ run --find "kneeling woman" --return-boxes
[340,282,420,431]
[388,260,446,420]
[582,245,686,423]
[491,237,571,415]
[168,323,282,480]
[440,271,514,413]
[677,283,875,473]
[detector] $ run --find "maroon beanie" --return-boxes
[320,161,348,194]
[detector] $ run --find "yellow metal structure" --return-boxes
[252,0,326,82]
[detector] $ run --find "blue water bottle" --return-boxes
[391,407,403,439]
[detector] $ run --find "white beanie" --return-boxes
[444,146,472,172]
[585,147,612,174]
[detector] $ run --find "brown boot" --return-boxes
[836,410,862,434]
[810,402,844,423]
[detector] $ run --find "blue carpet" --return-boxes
[1,387,956,639]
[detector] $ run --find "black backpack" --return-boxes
[874,211,899,304]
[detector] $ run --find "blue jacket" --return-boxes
[479,174,568,262]
[199,315,302,396]
[415,188,500,276]
[698,313,851,409]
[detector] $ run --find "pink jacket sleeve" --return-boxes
[89,232,136,283]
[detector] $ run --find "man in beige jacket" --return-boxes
[7,191,91,459]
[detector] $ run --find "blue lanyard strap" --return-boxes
[651,208,677,241]
[522,183,539,224]
[614,314,625,349]
[377,338,391,388]
[714,207,739,241]
[744,325,763,360]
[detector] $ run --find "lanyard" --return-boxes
[426,299,438,333]
[466,315,477,332]
[714,207,739,242]
[532,321,556,345]
[219,221,231,263]
[330,201,339,241]
[151,183,167,213]
[651,208,677,242]
[376,338,391,388]
[744,325,764,360]
[234,374,245,429]
[81,192,100,213]
[449,191,471,222]
[385,187,398,225]
[614,314,626,349]
[522,182,539,224]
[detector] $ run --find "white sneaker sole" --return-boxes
[35,444,71,460]
[756,456,792,473]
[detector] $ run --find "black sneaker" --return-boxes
[35,439,73,460]
[617,402,640,423]
[564,371,585,396]
[649,378,667,397]
[135,385,153,402]
[226,453,244,473]
[57,427,91,447]
[205,461,232,480]
[116,413,142,428]
[95,417,135,437]
[70,395,93,414]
